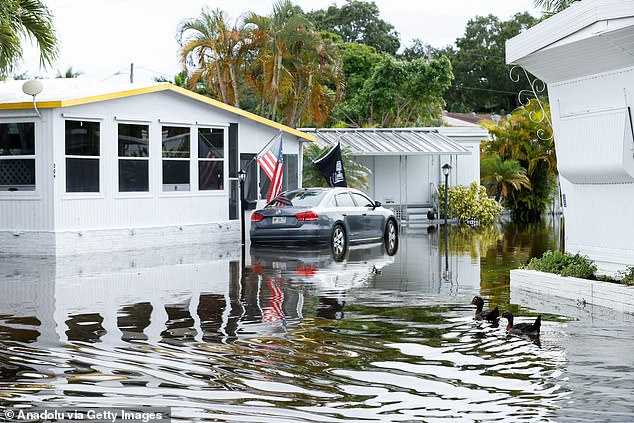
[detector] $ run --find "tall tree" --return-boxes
[481,99,557,221]
[0,0,58,78]
[245,0,344,127]
[283,31,344,127]
[304,0,400,55]
[342,54,453,127]
[177,8,251,107]
[444,13,538,114]
[244,0,315,121]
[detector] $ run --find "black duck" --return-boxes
[471,296,500,322]
[502,311,541,336]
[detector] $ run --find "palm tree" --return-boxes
[303,143,370,190]
[56,66,82,78]
[480,156,531,205]
[244,0,314,122]
[533,0,581,14]
[0,0,58,78]
[177,8,250,107]
[284,30,344,128]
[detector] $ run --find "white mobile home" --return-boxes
[506,0,634,272]
[0,79,313,255]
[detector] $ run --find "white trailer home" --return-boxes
[506,0,634,273]
[0,79,313,255]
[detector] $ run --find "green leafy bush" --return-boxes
[524,250,597,279]
[439,182,503,225]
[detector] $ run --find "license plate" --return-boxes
[272,216,286,224]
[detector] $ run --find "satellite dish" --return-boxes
[22,80,44,96]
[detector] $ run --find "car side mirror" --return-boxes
[374,201,381,208]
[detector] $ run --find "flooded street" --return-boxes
[1,219,633,422]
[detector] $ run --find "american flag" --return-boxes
[257,133,284,202]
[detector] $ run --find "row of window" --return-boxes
[0,121,225,193]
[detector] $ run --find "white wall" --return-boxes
[549,66,634,271]
[0,109,56,232]
[1,91,304,236]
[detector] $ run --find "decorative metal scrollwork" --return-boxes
[510,65,553,141]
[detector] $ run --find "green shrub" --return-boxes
[524,250,597,279]
[439,182,503,225]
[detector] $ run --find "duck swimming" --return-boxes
[501,311,541,336]
[471,296,500,322]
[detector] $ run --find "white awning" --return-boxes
[301,128,471,156]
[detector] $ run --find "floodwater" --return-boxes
[1,219,633,422]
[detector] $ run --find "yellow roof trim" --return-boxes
[165,85,315,141]
[0,83,315,142]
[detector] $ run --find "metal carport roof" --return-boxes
[300,128,471,156]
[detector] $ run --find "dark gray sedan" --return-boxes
[249,187,398,259]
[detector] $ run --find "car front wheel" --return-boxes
[331,224,347,260]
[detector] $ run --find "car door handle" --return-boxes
[342,213,347,216]
[362,213,367,216]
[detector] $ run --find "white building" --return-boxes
[301,127,486,222]
[507,0,634,273]
[0,79,313,255]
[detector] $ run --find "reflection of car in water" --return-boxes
[249,238,396,294]
[250,187,398,260]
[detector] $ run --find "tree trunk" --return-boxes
[270,54,283,121]
[229,64,240,108]
[294,71,313,128]
[214,53,228,104]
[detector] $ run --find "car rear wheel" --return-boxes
[331,224,347,260]
[384,219,398,255]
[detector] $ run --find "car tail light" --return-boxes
[295,211,319,221]
[251,212,264,222]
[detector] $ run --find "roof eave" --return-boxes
[0,82,315,142]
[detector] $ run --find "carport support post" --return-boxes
[238,169,247,246]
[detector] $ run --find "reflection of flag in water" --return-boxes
[261,276,286,325]
[257,133,284,202]
[200,153,221,190]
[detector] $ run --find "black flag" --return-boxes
[314,143,347,187]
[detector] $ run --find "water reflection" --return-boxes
[0,219,632,421]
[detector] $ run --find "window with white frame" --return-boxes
[65,120,100,193]
[118,123,149,192]
[162,126,190,191]
[198,127,224,190]
[0,122,35,192]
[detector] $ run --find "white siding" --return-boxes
[0,109,55,231]
[0,89,305,254]
[508,3,634,269]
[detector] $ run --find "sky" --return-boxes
[17,0,541,84]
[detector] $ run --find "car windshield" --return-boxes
[265,189,326,208]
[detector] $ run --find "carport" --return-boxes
[301,128,482,222]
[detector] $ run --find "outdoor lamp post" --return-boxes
[238,169,247,246]
[442,164,451,227]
